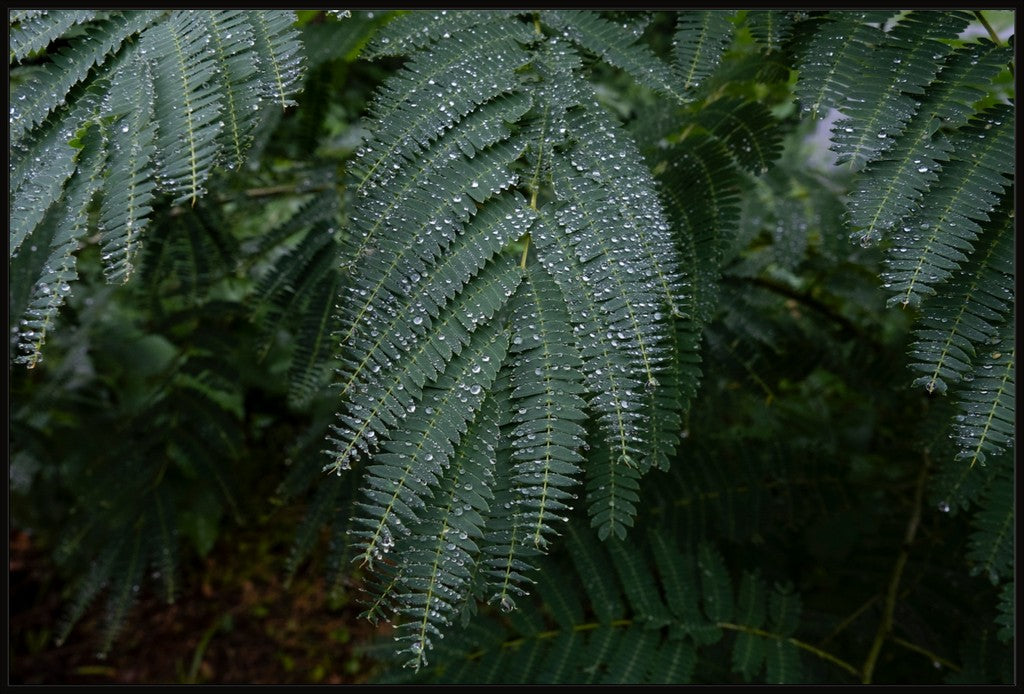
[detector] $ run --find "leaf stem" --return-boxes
[890,635,961,672]
[716,622,860,678]
[519,233,531,269]
[974,10,1002,46]
[974,11,1013,77]
[861,450,930,683]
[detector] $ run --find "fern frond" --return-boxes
[965,460,1013,585]
[9,89,100,255]
[731,571,768,680]
[673,11,735,93]
[347,274,517,567]
[653,133,743,327]
[399,525,809,683]
[287,271,341,408]
[585,444,643,542]
[252,223,339,355]
[344,89,530,265]
[692,98,784,174]
[745,11,796,53]
[98,52,158,283]
[206,11,265,170]
[351,16,532,194]
[506,259,587,551]
[542,10,682,102]
[564,522,625,622]
[55,541,121,647]
[329,197,534,466]
[363,10,501,59]
[563,102,684,320]
[953,323,1015,468]
[881,105,1013,306]
[391,392,501,669]
[9,11,162,143]
[334,12,690,665]
[907,198,1013,394]
[13,123,107,367]
[11,11,304,343]
[846,40,1012,244]
[607,538,670,627]
[829,11,971,170]
[338,139,529,359]
[794,11,889,119]
[148,486,180,604]
[97,530,146,656]
[697,542,734,623]
[144,10,224,204]
[248,10,304,109]
[9,10,98,63]
[479,370,542,611]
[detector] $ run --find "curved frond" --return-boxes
[338,139,530,357]
[953,324,1015,468]
[328,252,525,472]
[12,123,106,367]
[248,10,304,108]
[98,53,158,283]
[829,11,971,170]
[881,105,1013,306]
[673,11,735,93]
[351,16,532,194]
[846,40,1012,244]
[143,10,225,204]
[506,259,587,551]
[745,11,796,53]
[965,459,1013,584]
[542,10,682,102]
[9,10,98,63]
[794,11,889,119]
[206,11,265,170]
[400,525,805,683]
[907,198,1013,394]
[350,309,512,568]
[390,392,501,669]
[363,10,502,59]
[9,11,163,143]
[691,98,784,174]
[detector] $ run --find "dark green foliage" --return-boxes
[826,11,972,171]
[381,524,806,684]
[9,10,305,365]
[322,10,704,666]
[8,9,1015,685]
[673,11,736,94]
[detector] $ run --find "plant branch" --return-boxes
[819,594,880,647]
[461,616,858,679]
[861,450,931,683]
[975,10,1003,46]
[717,622,860,678]
[890,635,961,673]
[974,11,1013,77]
[169,182,336,216]
[729,275,868,344]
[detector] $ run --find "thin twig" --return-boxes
[819,594,880,647]
[974,10,1014,77]
[717,622,860,678]
[861,450,931,683]
[975,10,1003,46]
[890,635,961,673]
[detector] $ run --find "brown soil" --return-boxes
[9,526,391,684]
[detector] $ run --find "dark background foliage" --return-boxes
[8,9,1015,684]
